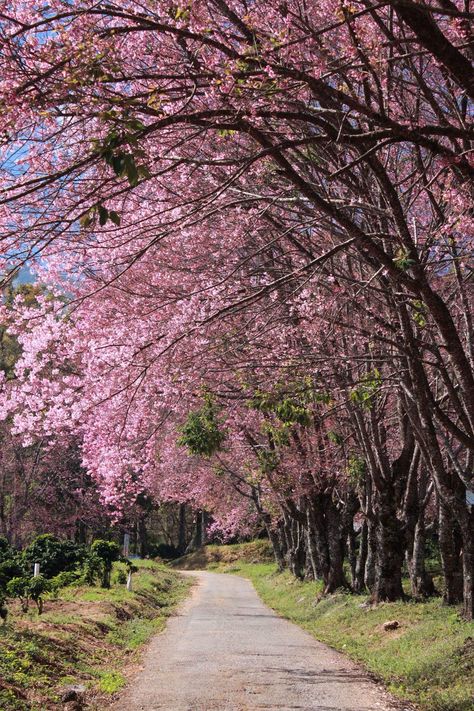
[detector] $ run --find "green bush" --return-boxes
[0,536,13,561]
[114,566,128,585]
[82,550,103,585]
[28,575,51,614]
[0,557,25,589]
[50,569,82,592]
[91,540,121,588]
[22,534,86,578]
[6,574,52,614]
[6,576,30,612]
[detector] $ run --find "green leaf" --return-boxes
[79,209,95,229]
[109,210,121,226]
[98,205,109,226]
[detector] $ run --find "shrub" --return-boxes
[114,566,128,585]
[28,575,51,614]
[7,576,30,612]
[22,534,85,578]
[91,540,121,588]
[0,558,25,590]
[50,570,82,592]
[6,575,52,614]
[0,592,7,623]
[82,550,103,586]
[0,536,13,562]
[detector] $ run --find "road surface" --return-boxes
[114,571,405,711]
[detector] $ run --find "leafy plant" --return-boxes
[178,395,226,457]
[347,455,367,486]
[349,369,382,410]
[22,534,86,578]
[28,575,51,614]
[6,577,30,612]
[90,540,121,588]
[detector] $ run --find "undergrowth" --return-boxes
[0,560,191,709]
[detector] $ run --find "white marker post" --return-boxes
[33,563,40,578]
[126,570,133,592]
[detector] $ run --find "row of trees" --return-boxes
[0,1,472,615]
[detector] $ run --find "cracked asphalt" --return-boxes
[114,571,406,711]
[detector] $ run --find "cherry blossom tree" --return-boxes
[0,0,472,615]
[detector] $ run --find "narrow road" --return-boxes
[114,571,404,711]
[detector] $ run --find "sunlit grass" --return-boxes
[216,558,473,711]
[0,559,192,709]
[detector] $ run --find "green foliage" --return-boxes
[0,559,191,709]
[97,670,126,694]
[411,300,427,328]
[92,116,150,186]
[178,395,226,457]
[0,558,24,590]
[349,369,382,409]
[6,575,51,614]
[347,455,367,485]
[28,575,51,614]
[250,389,312,426]
[6,577,30,612]
[82,550,103,586]
[80,203,121,228]
[115,568,128,585]
[327,430,343,445]
[393,247,416,271]
[22,535,86,578]
[0,536,13,560]
[256,448,279,474]
[90,540,121,588]
[50,570,82,592]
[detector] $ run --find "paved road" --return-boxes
[114,571,404,711]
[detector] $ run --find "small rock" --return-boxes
[383,619,400,631]
[63,702,83,711]
[60,684,86,703]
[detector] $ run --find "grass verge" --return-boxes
[0,559,192,710]
[179,544,473,711]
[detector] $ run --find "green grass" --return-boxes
[97,670,126,694]
[209,555,474,711]
[0,559,192,709]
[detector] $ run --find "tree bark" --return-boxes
[372,491,405,603]
[354,520,368,593]
[438,500,463,605]
[364,518,377,592]
[325,499,348,593]
[177,503,187,555]
[458,505,474,620]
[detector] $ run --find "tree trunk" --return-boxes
[439,500,463,605]
[177,503,187,555]
[364,518,377,592]
[286,517,306,579]
[306,502,324,580]
[372,492,405,603]
[404,470,435,598]
[325,499,348,593]
[138,513,149,558]
[459,505,474,620]
[354,520,368,593]
[185,509,204,553]
[262,514,286,571]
